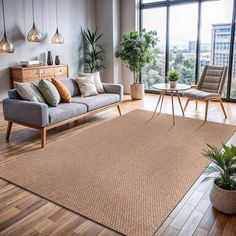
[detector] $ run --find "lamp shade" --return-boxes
[0,32,14,53]
[27,22,42,42]
[52,28,64,44]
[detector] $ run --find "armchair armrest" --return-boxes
[3,99,49,127]
[102,83,123,101]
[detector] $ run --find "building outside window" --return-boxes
[140,0,236,100]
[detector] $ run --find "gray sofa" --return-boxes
[3,78,123,148]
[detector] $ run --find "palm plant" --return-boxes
[202,144,236,190]
[81,28,105,73]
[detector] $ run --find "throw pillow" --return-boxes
[15,82,46,103]
[78,72,104,93]
[51,78,72,103]
[38,79,61,107]
[76,76,98,97]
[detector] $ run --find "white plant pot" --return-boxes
[210,183,236,214]
[130,83,144,100]
[169,81,177,88]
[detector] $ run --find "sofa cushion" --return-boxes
[60,78,80,97]
[79,72,105,93]
[51,78,72,103]
[76,76,98,97]
[15,82,46,103]
[48,103,87,124]
[71,93,120,111]
[38,80,61,107]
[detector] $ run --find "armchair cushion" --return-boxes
[182,88,221,101]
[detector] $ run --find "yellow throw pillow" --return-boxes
[51,78,72,103]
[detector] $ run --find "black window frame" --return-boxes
[140,0,236,102]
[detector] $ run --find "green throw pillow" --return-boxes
[38,79,60,107]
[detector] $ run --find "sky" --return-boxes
[142,0,233,46]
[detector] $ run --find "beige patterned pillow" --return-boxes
[76,76,98,97]
[15,82,46,103]
[78,72,104,93]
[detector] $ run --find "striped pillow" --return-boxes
[38,80,60,107]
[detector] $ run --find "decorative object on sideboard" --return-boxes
[0,0,14,53]
[20,60,40,67]
[202,144,236,214]
[55,55,60,65]
[52,0,64,44]
[115,29,158,100]
[47,51,53,65]
[27,0,42,42]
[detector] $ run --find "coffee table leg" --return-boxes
[153,91,164,118]
[171,91,175,125]
[176,91,185,116]
[159,91,165,113]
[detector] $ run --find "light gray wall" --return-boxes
[95,0,138,94]
[0,0,96,100]
[95,0,122,85]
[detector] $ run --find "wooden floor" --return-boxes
[0,94,236,236]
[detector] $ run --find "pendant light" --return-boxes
[0,0,14,53]
[52,0,64,44]
[27,0,42,42]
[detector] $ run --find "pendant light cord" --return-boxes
[32,0,35,23]
[56,0,58,29]
[2,0,6,32]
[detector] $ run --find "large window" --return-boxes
[141,0,236,101]
[169,3,198,85]
[142,7,166,89]
[200,0,233,97]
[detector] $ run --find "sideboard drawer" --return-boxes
[22,69,39,81]
[38,68,55,78]
[55,66,68,77]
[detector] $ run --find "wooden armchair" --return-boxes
[183,65,228,121]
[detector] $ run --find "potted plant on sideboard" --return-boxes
[115,29,158,100]
[81,28,105,86]
[202,144,236,214]
[167,70,180,88]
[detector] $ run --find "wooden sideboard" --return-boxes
[10,64,69,88]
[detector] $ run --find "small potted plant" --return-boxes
[202,144,236,214]
[115,29,158,100]
[167,70,180,88]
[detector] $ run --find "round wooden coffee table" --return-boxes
[152,83,191,125]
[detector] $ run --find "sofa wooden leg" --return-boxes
[41,127,46,148]
[117,104,122,116]
[219,99,227,119]
[205,100,209,122]
[195,100,198,110]
[6,121,12,140]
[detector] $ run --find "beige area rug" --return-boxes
[0,110,235,236]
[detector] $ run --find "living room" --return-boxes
[0,0,235,236]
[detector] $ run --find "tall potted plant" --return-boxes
[115,29,158,100]
[202,144,236,214]
[81,29,105,84]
